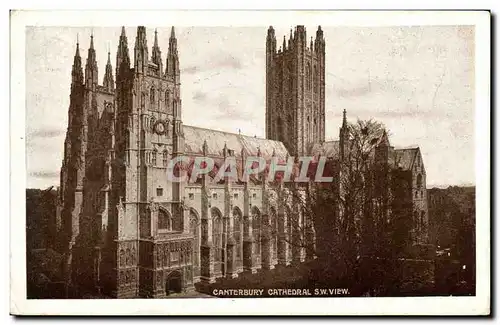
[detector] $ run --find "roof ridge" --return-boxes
[394,145,420,150]
[184,124,244,137]
[183,124,284,143]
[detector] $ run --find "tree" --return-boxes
[267,119,388,290]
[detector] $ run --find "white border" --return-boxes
[10,10,491,316]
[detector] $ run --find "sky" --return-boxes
[25,25,475,189]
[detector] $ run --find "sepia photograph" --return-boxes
[10,9,490,315]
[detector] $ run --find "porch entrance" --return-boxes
[165,271,182,295]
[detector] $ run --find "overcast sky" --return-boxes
[25,25,474,189]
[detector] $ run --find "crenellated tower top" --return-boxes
[265,25,326,156]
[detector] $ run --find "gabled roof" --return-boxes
[183,125,289,160]
[308,141,340,158]
[392,147,419,170]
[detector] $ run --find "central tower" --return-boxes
[265,25,325,156]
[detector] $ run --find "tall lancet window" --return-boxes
[158,208,171,231]
[417,174,423,189]
[165,89,171,113]
[314,65,319,97]
[152,149,157,166]
[277,116,284,142]
[306,63,311,91]
[252,207,261,257]
[150,87,155,104]
[162,150,168,167]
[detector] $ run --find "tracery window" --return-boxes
[162,150,169,167]
[252,207,261,256]
[150,87,155,104]
[233,208,243,262]
[306,63,311,91]
[152,149,157,166]
[314,65,319,95]
[189,210,200,278]
[158,208,171,231]
[165,89,171,108]
[417,174,423,189]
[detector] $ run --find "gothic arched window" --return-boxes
[150,87,155,104]
[189,210,200,279]
[120,249,125,266]
[413,210,419,231]
[270,207,278,262]
[158,208,171,231]
[252,207,261,257]
[286,206,292,248]
[162,150,168,167]
[125,248,131,265]
[233,208,243,264]
[165,89,171,108]
[314,65,319,95]
[279,67,284,92]
[307,116,311,141]
[306,63,311,91]
[416,174,423,189]
[211,208,223,273]
[277,116,284,142]
[152,149,157,166]
[420,211,426,232]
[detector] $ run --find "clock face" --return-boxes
[155,121,166,135]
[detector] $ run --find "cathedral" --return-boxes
[56,26,428,298]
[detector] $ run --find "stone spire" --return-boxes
[103,49,114,92]
[116,26,130,79]
[314,25,325,53]
[71,38,83,86]
[85,33,98,87]
[266,26,277,54]
[151,28,163,77]
[134,26,148,74]
[339,109,348,160]
[166,26,179,79]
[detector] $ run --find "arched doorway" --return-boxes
[189,208,200,280]
[165,270,182,295]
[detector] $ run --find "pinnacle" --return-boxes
[154,28,159,47]
[75,40,80,57]
[170,26,175,39]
